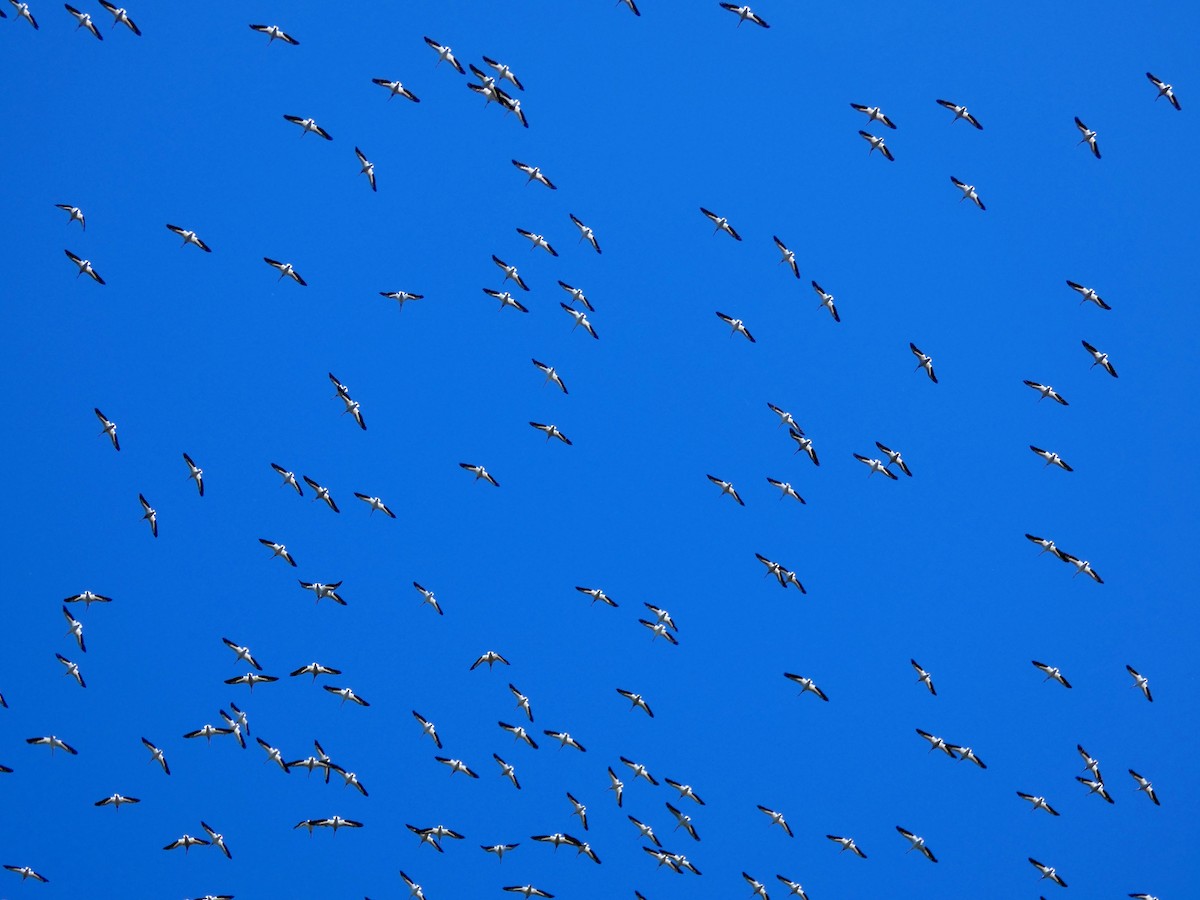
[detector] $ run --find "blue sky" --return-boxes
[1,1,1197,897]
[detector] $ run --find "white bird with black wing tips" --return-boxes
[1029,857,1067,887]
[850,102,897,128]
[1032,660,1072,688]
[66,249,104,284]
[64,3,101,38]
[1127,664,1153,701]
[562,303,599,339]
[1081,340,1117,377]
[896,826,936,862]
[701,207,742,239]
[373,78,419,102]
[811,280,840,322]
[98,1,138,35]
[1075,116,1101,158]
[784,673,827,701]
[1146,72,1181,109]
[250,23,298,44]
[424,36,465,73]
[354,147,376,192]
[860,130,894,160]
[716,311,755,342]
[570,213,601,253]
[936,99,983,129]
[950,176,985,209]
[264,257,307,285]
[283,115,332,140]
[854,453,898,480]
[56,203,86,229]
[512,160,556,189]
[758,804,794,837]
[910,342,937,382]
[138,494,157,537]
[719,3,769,27]
[1030,446,1072,471]
[1066,279,1111,310]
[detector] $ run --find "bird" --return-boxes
[436,757,480,778]
[1023,380,1069,405]
[947,744,987,768]
[936,99,983,129]
[859,130,895,160]
[576,586,618,607]
[509,683,534,721]
[471,650,510,670]
[616,0,640,15]
[875,442,912,476]
[1146,72,1181,109]
[353,492,396,518]
[64,4,101,39]
[398,871,425,900]
[911,659,936,695]
[138,494,158,538]
[290,661,342,681]
[372,78,419,102]
[530,422,572,445]
[910,342,937,382]
[380,290,424,315]
[950,176,986,209]
[264,257,307,285]
[811,281,840,322]
[460,463,500,487]
[411,582,443,616]
[184,722,234,743]
[406,711,443,750]
[662,778,703,806]
[354,147,376,192]
[492,255,530,291]
[1030,446,1073,471]
[606,768,625,807]
[716,311,755,342]
[503,887,553,898]
[314,815,363,833]
[896,826,937,862]
[718,3,769,27]
[512,160,556,189]
[493,753,521,789]
[224,672,277,692]
[517,228,558,256]
[270,463,303,495]
[1059,551,1102,583]
[786,430,820,470]
[765,478,805,504]
[566,793,589,830]
[259,539,297,567]
[773,236,799,278]
[218,709,246,748]
[784,673,828,701]
[617,689,654,717]
[1017,792,1060,816]
[531,833,579,851]
[532,358,569,394]
[301,475,339,511]
[1075,776,1115,803]
[640,618,680,644]
[221,638,262,671]
[55,653,85,687]
[561,303,599,339]
[65,249,105,284]
[141,737,169,774]
[826,835,867,858]
[621,757,659,785]
[94,793,140,809]
[201,821,231,859]
[323,685,369,707]
[850,103,897,128]
[1025,533,1068,560]
[1075,116,1101,158]
[482,55,524,90]
[757,805,794,837]
[62,607,85,652]
[1081,340,1118,377]
[500,721,539,748]
[9,3,39,28]
[1078,744,1104,781]
[1127,664,1153,701]
[482,842,520,860]
[483,287,529,313]
[164,835,211,854]
[775,875,810,898]
[707,474,746,505]
[4,865,49,882]
[424,36,465,74]
[55,203,86,230]
[569,213,601,253]
[249,23,298,44]
[180,453,204,496]
[283,115,333,140]
[915,728,956,756]
[767,402,801,431]
[1032,660,1072,688]
[700,207,742,240]
[854,453,899,480]
[1029,858,1067,888]
[97,1,138,34]
[26,735,78,755]
[297,582,347,606]
[1066,279,1111,310]
[94,408,119,451]
[543,730,586,751]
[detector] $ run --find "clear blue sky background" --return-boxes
[1,1,1196,898]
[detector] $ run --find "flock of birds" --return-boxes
[1,2,1186,899]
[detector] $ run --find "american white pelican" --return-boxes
[1023,380,1068,405]
[859,130,894,160]
[1032,660,1072,688]
[874,442,911,476]
[1075,776,1114,803]
[164,834,211,854]
[757,804,794,836]
[65,249,104,284]
[707,473,745,505]
[936,99,982,129]
[531,832,579,851]
[138,493,157,537]
[1126,665,1152,702]
[616,689,653,717]
[811,280,840,321]
[1081,340,1117,377]
[282,115,332,140]
[854,453,898,480]
[569,213,601,253]
[259,539,296,567]
[531,422,572,444]
[1059,552,1102,583]
[700,206,742,240]
[353,492,395,518]
[221,637,262,670]
[1066,279,1111,310]
[66,589,111,607]
[264,257,306,285]
[510,683,534,721]
[776,875,810,898]
[607,768,625,807]
[300,475,338,511]
[184,722,234,743]
[1146,72,1181,109]
[512,159,556,189]
[55,203,85,230]
[64,3,101,39]
[566,793,589,830]
[223,673,277,692]
[62,607,85,652]
[482,842,520,860]
[517,228,558,256]
[200,821,231,859]
[1074,117,1101,158]
[784,672,828,701]
[911,659,936,694]
[503,887,553,898]
[94,408,119,450]
[850,103,897,128]
[270,463,302,495]
[1078,744,1104,781]
[323,685,369,707]
[298,581,346,606]
[492,255,530,291]
[98,1,138,35]
[910,342,937,382]
[249,23,298,44]
[218,709,246,748]
[716,311,755,342]
[436,756,480,778]
[767,402,801,431]
[826,834,867,858]
[290,661,342,680]
[616,0,640,16]
[493,753,521,789]
[55,653,85,687]
[499,92,529,127]
[948,744,987,768]
[773,235,799,278]
[484,287,529,313]
[640,618,679,644]
[532,358,568,393]
[896,826,937,862]
[94,793,139,809]
[718,3,769,27]
[1030,446,1072,471]
[499,721,538,748]
[543,729,586,751]
[372,78,419,102]
[424,36,465,74]
[621,757,659,785]
[26,735,77,754]
[561,303,599,339]
[354,147,376,192]
[766,477,805,503]
[915,728,955,756]
[460,462,500,486]
[471,650,509,670]
[664,802,699,841]
[482,55,523,90]
[142,737,169,773]
[1017,792,1060,815]
[3,865,49,882]
[399,871,425,899]
[180,453,204,495]
[950,176,985,209]
[1025,533,1067,560]
[576,586,617,607]
[315,815,362,832]
[1029,857,1067,887]
[9,3,38,29]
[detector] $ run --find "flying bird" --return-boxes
[569,213,601,253]
[142,737,169,774]
[910,342,937,382]
[1032,660,1072,688]
[94,408,119,450]
[773,236,799,278]
[9,3,39,29]
[264,257,307,285]
[354,147,376,191]
[181,453,204,495]
[55,203,86,229]
[543,730,586,752]
[94,793,140,809]
[859,130,895,160]
[509,683,534,721]
[201,821,232,859]
[164,834,211,854]
[492,255,530,291]
[353,492,396,518]
[707,474,745,505]
[1059,551,1102,583]
[784,673,828,701]
[471,650,510,670]
[757,804,794,837]
[716,311,755,342]
[532,359,568,393]
[896,826,937,862]
[62,607,85,652]
[298,581,346,606]
[811,281,840,322]
[950,176,985,209]
[850,103,897,128]
[64,4,101,39]
[1076,776,1114,803]
[26,735,78,754]
[1126,665,1153,702]
[826,835,867,858]
[1146,72,1181,109]
[1066,279,1111,310]
[494,753,521,789]
[700,207,742,240]
[4,865,49,882]
[249,23,298,44]
[323,685,369,707]
[55,653,85,688]
[271,463,303,495]
[1016,792,1060,816]
[911,659,936,695]
[372,78,419,102]
[1029,858,1067,888]
[936,99,983,129]
[283,115,333,140]
[853,453,899,480]
[1030,446,1073,471]
[1023,380,1068,405]
[460,463,500,487]
[221,637,262,671]
[483,55,524,90]
[1081,340,1118,377]
[259,539,297,567]
[424,36,465,74]
[65,249,104,284]
[302,475,338,511]
[718,3,769,28]
[138,494,157,538]
[530,422,572,445]
[97,1,139,35]
[1075,116,1101,158]
[875,442,911,476]
[290,661,342,680]
[561,303,599,339]
[766,478,805,504]
[616,689,654,717]
[512,160,556,189]
[436,756,480,778]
